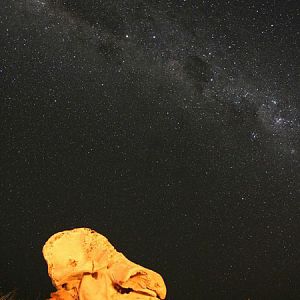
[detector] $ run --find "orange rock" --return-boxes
[43,228,167,300]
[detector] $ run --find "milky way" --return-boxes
[21,0,299,159]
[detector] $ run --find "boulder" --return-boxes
[43,228,167,300]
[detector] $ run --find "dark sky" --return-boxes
[1,0,299,299]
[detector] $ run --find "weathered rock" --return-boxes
[43,228,167,300]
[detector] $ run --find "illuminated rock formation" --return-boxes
[43,228,167,300]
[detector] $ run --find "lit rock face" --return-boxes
[43,228,167,300]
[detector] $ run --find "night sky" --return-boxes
[1,0,299,299]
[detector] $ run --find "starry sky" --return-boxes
[1,0,299,299]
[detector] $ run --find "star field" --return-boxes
[1,1,299,299]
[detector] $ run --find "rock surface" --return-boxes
[43,228,167,300]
